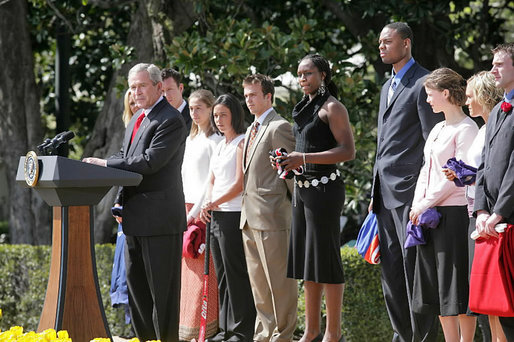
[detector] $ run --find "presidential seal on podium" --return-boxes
[24,151,40,187]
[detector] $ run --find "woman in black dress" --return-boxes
[279,54,355,342]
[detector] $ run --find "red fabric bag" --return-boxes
[182,220,206,259]
[469,224,514,316]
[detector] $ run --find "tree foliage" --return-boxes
[2,0,513,243]
[28,0,135,157]
[163,0,513,236]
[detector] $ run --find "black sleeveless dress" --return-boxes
[286,92,345,284]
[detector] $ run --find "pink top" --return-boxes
[412,116,478,213]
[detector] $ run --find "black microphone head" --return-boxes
[53,131,66,140]
[37,138,51,148]
[53,131,75,144]
[48,131,75,154]
[37,138,51,153]
[62,131,75,141]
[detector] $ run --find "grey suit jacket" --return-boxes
[474,102,514,224]
[372,62,443,209]
[240,110,295,231]
[108,97,187,236]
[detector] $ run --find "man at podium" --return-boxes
[83,63,187,342]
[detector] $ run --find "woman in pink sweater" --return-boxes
[409,68,479,342]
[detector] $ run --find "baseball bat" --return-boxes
[197,214,211,342]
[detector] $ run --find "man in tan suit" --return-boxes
[241,74,298,342]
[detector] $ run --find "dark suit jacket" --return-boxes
[181,102,192,132]
[108,97,187,236]
[372,62,443,209]
[474,102,514,224]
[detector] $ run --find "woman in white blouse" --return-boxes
[409,68,479,342]
[179,89,222,341]
[200,93,256,342]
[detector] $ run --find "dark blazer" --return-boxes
[474,102,514,224]
[181,102,192,132]
[108,97,187,236]
[372,62,443,209]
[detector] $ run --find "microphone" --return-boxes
[53,131,75,146]
[41,131,75,155]
[37,138,51,154]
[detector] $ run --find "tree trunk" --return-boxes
[0,0,51,244]
[83,0,196,243]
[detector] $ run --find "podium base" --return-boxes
[38,206,111,342]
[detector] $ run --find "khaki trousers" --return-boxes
[242,225,298,342]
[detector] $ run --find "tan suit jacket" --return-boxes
[240,110,295,231]
[240,109,297,341]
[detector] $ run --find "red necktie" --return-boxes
[131,111,145,143]
[245,121,260,166]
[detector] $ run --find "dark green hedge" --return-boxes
[0,244,132,337]
[0,245,393,341]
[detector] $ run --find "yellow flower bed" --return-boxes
[0,327,70,342]
[0,308,148,342]
[0,327,151,342]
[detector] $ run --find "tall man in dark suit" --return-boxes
[474,42,514,340]
[83,63,187,342]
[369,22,443,342]
[240,74,297,342]
[162,68,192,131]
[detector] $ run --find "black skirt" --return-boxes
[412,205,470,316]
[287,179,345,284]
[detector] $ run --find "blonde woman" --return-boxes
[443,71,505,341]
[122,89,139,127]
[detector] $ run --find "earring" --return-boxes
[318,80,326,96]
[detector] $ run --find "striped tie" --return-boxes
[245,121,260,166]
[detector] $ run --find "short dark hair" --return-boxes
[242,74,275,100]
[492,43,514,66]
[161,68,182,86]
[384,22,414,45]
[211,94,246,135]
[424,67,467,106]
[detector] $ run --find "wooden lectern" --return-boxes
[16,155,142,342]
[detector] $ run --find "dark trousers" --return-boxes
[500,317,514,341]
[125,234,182,342]
[375,193,438,342]
[210,211,256,341]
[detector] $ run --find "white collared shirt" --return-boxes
[254,107,273,126]
[177,99,187,113]
[142,96,166,116]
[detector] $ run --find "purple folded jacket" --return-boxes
[443,157,477,187]
[404,208,442,248]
